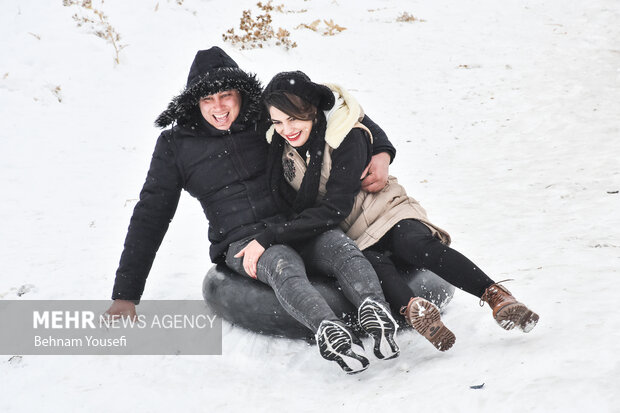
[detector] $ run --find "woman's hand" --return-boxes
[234,240,265,279]
[361,152,391,193]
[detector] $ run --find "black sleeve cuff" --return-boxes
[254,229,276,250]
[373,146,396,163]
[360,114,396,163]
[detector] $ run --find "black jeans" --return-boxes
[226,229,387,332]
[366,219,496,312]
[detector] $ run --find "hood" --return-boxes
[155,47,263,129]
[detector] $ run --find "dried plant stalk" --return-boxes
[396,12,425,23]
[64,0,127,65]
[223,1,297,50]
[322,19,346,36]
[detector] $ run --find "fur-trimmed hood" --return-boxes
[155,47,263,129]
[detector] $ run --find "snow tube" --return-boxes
[202,264,455,340]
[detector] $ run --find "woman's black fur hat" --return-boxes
[262,71,335,112]
[155,47,263,129]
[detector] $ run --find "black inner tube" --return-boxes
[203,264,454,340]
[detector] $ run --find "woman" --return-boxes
[239,71,539,352]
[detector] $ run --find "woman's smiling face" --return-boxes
[268,106,314,147]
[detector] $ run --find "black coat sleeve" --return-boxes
[112,131,183,302]
[360,114,396,162]
[255,129,371,248]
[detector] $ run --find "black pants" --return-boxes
[364,219,495,313]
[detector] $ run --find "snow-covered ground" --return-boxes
[1,0,619,411]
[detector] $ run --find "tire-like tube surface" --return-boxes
[202,264,454,340]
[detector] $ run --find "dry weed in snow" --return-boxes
[223,1,297,50]
[63,0,127,65]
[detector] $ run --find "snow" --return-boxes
[1,0,619,411]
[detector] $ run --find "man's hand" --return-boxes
[104,299,137,321]
[361,152,391,193]
[234,240,265,279]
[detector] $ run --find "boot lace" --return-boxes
[479,279,513,307]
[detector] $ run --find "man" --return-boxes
[106,47,397,373]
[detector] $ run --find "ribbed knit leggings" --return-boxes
[363,219,496,313]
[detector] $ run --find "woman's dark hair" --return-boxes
[263,91,317,121]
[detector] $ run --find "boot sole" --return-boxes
[496,303,539,332]
[408,298,456,352]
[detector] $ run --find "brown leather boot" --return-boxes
[400,297,456,351]
[480,281,539,332]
